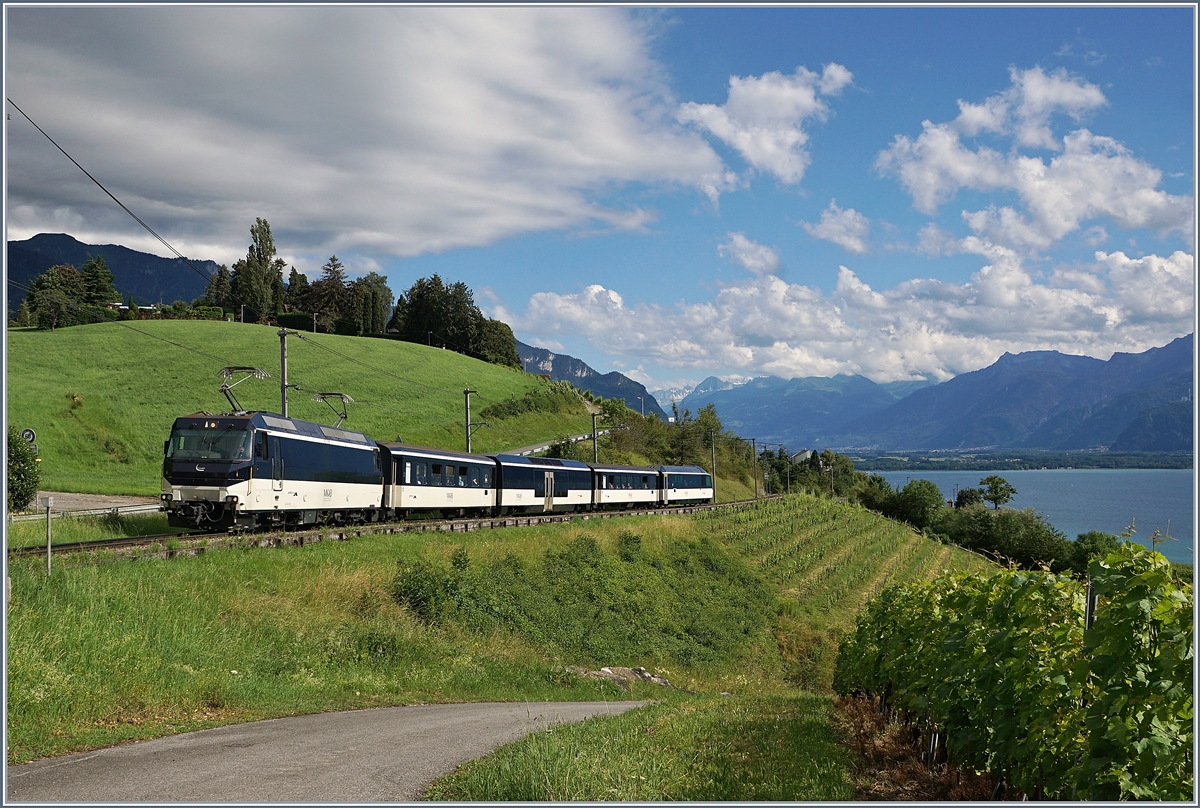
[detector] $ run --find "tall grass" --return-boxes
[6,512,182,548]
[7,321,591,494]
[425,694,854,801]
[6,511,785,763]
[7,492,990,803]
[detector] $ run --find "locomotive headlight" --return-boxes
[225,495,238,504]
[161,493,173,501]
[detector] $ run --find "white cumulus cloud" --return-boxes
[876,65,1192,253]
[677,63,852,186]
[512,247,1194,384]
[800,200,871,253]
[717,232,780,275]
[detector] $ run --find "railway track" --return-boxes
[6,498,770,561]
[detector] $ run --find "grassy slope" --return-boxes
[7,322,592,495]
[7,495,991,781]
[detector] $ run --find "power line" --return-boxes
[8,97,501,406]
[7,97,215,290]
[289,331,458,395]
[7,277,241,368]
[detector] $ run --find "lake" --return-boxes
[875,469,1195,565]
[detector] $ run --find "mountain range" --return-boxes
[8,233,213,311]
[681,334,1193,453]
[515,340,667,419]
[9,233,1191,453]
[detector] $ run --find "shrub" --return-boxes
[7,425,40,512]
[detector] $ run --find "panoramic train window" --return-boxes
[415,462,428,484]
[469,467,480,487]
[167,425,252,461]
[459,466,468,486]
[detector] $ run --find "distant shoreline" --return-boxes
[851,452,1192,472]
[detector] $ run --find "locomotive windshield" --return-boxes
[166,425,252,461]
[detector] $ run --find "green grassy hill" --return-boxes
[6,494,991,770]
[7,321,592,495]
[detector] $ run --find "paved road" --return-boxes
[7,701,646,803]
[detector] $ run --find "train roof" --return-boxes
[659,464,710,474]
[492,454,591,470]
[591,463,659,473]
[172,412,374,447]
[378,442,493,463]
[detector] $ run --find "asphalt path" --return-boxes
[7,701,647,803]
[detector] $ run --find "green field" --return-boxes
[7,321,592,495]
[7,493,991,801]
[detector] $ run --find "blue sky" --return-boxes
[5,5,1195,396]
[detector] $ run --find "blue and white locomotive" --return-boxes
[162,410,714,531]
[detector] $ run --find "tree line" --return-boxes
[13,218,521,369]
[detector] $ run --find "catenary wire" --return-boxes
[9,97,503,405]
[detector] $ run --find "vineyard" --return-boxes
[695,495,993,690]
[833,541,1194,800]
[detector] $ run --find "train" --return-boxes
[161,411,714,531]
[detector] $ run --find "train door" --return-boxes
[271,435,284,491]
[544,471,554,512]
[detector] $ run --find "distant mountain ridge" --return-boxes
[680,336,1192,453]
[8,233,214,311]
[681,373,925,448]
[838,335,1192,451]
[515,340,667,419]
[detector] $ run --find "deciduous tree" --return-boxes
[28,264,85,330]
[980,475,1017,510]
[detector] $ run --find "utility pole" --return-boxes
[277,326,296,415]
[240,304,244,323]
[711,430,717,503]
[752,438,758,500]
[592,412,600,463]
[636,396,644,417]
[464,389,476,453]
[312,311,317,333]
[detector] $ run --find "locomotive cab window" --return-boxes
[167,425,252,461]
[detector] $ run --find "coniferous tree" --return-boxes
[348,272,393,335]
[310,255,349,329]
[80,255,121,306]
[285,267,310,312]
[201,264,233,310]
[12,300,33,327]
[389,273,519,367]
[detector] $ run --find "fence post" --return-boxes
[41,496,54,576]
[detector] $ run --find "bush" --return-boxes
[390,559,457,622]
[835,544,1193,800]
[7,425,40,512]
[479,381,585,420]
